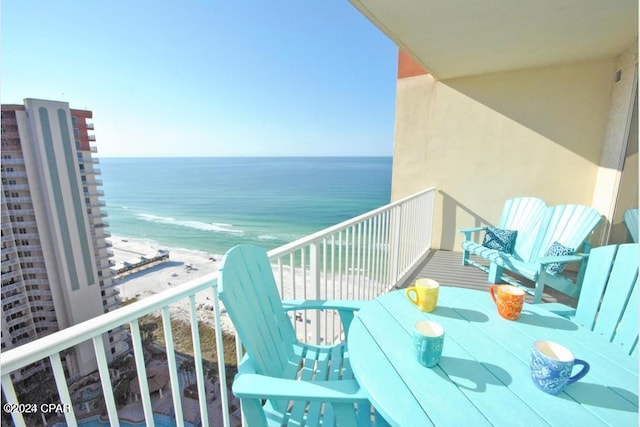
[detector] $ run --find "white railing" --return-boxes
[268,187,435,345]
[0,187,435,427]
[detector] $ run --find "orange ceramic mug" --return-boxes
[489,284,525,320]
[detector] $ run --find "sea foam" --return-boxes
[136,213,244,234]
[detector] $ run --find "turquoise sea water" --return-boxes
[99,157,392,255]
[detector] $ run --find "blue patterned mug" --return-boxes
[530,340,589,394]
[414,320,444,368]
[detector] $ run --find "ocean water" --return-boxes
[99,157,392,255]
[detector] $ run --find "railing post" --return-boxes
[211,283,231,427]
[390,205,403,285]
[1,374,25,427]
[310,241,321,345]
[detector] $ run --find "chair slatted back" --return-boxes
[218,245,296,377]
[574,244,639,355]
[529,204,602,262]
[624,208,639,243]
[499,197,547,261]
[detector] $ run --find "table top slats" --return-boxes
[347,287,639,427]
[442,287,639,424]
[349,319,438,427]
[357,300,534,427]
[447,287,638,386]
[380,292,607,426]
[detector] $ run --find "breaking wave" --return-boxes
[136,213,244,234]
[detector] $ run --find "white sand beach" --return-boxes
[110,234,222,302]
[109,235,361,344]
[109,235,233,329]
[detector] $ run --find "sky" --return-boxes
[1,1,399,157]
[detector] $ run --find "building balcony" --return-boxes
[87,210,108,219]
[102,297,121,311]
[2,306,29,318]
[102,287,120,300]
[0,186,602,427]
[1,158,25,165]
[0,188,437,427]
[14,245,42,254]
[10,220,37,228]
[4,184,30,191]
[23,278,50,287]
[20,267,47,275]
[81,167,102,176]
[77,153,100,164]
[4,316,33,330]
[1,234,15,243]
[2,171,27,179]
[4,196,32,204]
[91,229,111,241]
[7,209,35,217]
[95,249,114,262]
[1,130,20,139]
[12,231,38,240]
[1,117,18,125]
[25,289,54,299]
[85,177,103,186]
[32,321,59,330]
[0,270,21,282]
[83,188,105,197]
[2,257,20,268]
[1,293,26,307]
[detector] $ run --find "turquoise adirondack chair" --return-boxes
[218,245,379,427]
[624,208,639,243]
[496,205,602,303]
[461,196,548,270]
[462,200,602,302]
[544,243,639,356]
[525,204,603,302]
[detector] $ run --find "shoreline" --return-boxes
[108,234,234,332]
[110,233,223,301]
[108,234,341,343]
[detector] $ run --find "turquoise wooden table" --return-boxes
[347,288,638,427]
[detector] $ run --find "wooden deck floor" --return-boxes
[399,250,577,306]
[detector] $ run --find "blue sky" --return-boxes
[2,1,399,157]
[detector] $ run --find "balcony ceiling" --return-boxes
[350,0,638,79]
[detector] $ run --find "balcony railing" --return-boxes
[0,158,25,165]
[0,187,435,427]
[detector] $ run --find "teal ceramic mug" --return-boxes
[414,320,444,368]
[530,340,589,394]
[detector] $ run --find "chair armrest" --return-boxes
[458,226,487,240]
[458,226,487,233]
[232,373,369,402]
[282,299,365,339]
[536,253,587,266]
[282,299,366,312]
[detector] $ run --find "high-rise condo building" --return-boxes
[1,98,127,384]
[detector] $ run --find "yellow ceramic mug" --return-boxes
[406,279,439,312]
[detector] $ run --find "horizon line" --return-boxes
[97,154,394,159]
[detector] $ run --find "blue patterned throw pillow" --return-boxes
[481,226,517,254]
[544,241,575,275]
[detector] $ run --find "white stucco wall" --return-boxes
[391,54,635,250]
